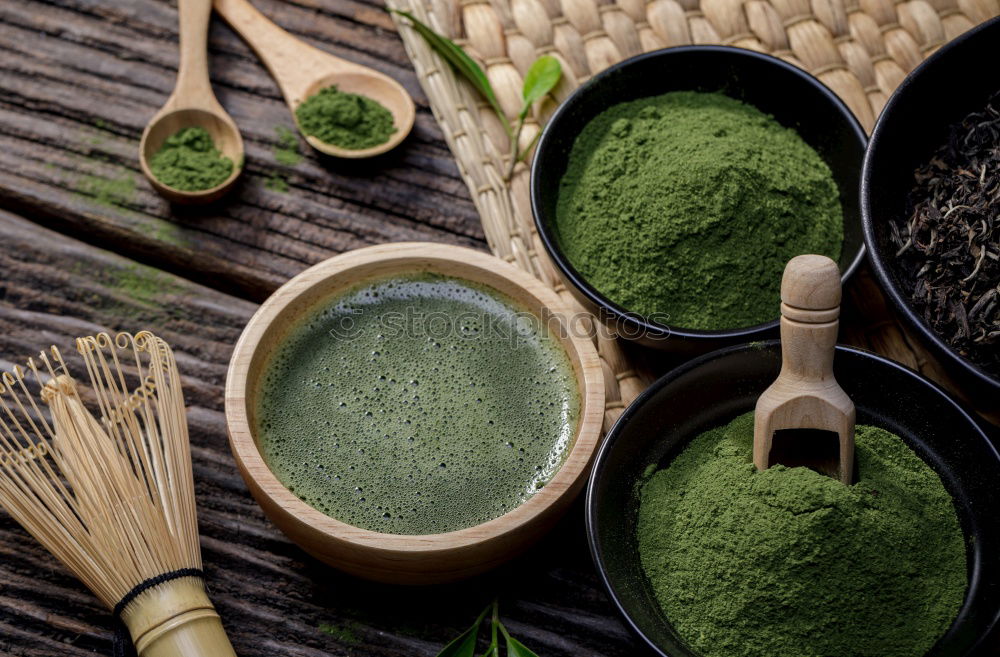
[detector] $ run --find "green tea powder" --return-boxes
[637,412,967,657]
[555,91,843,329]
[295,86,396,150]
[149,126,234,191]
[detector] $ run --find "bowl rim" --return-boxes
[585,340,999,657]
[225,241,605,557]
[530,44,868,342]
[860,16,1000,393]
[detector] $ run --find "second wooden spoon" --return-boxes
[214,0,415,158]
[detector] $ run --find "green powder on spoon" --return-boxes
[295,86,396,150]
[636,412,967,657]
[149,126,234,191]
[555,91,843,330]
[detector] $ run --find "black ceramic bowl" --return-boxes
[531,46,867,356]
[861,18,1000,407]
[587,342,1000,656]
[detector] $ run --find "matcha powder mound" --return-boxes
[637,412,967,657]
[295,86,396,150]
[555,91,844,329]
[149,126,234,192]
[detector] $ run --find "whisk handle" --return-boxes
[136,609,236,657]
[120,576,237,657]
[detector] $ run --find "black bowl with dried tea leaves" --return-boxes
[863,17,1000,407]
[899,100,1000,371]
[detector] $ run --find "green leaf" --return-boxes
[434,626,477,657]
[434,607,489,657]
[498,622,541,657]
[519,55,562,118]
[390,9,510,134]
[505,634,541,657]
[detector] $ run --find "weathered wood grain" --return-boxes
[0,0,484,301]
[0,0,994,653]
[1,0,993,426]
[0,209,639,657]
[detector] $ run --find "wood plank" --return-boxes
[0,0,484,301]
[0,1,993,652]
[1,0,993,427]
[0,209,638,656]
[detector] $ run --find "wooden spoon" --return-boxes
[754,254,856,484]
[213,0,415,159]
[140,0,244,204]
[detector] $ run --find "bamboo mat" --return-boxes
[388,0,999,430]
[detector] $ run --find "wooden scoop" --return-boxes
[140,0,244,204]
[754,255,856,484]
[213,0,415,159]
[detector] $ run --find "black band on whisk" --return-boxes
[111,568,205,657]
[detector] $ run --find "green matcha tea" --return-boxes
[555,91,843,330]
[149,126,234,191]
[255,273,580,535]
[637,412,967,657]
[295,86,396,150]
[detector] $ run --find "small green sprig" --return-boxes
[389,9,562,179]
[507,56,561,178]
[435,601,541,657]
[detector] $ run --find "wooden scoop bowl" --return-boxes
[140,0,243,204]
[753,255,856,484]
[213,0,415,159]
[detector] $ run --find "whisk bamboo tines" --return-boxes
[0,331,236,657]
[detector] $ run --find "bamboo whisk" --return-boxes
[0,331,236,657]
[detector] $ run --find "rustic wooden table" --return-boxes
[0,1,994,656]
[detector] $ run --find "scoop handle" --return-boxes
[122,576,237,657]
[174,0,214,103]
[778,254,841,382]
[753,254,856,485]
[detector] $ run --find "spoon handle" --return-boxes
[213,0,344,106]
[174,0,215,103]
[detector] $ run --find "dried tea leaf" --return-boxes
[892,93,1000,372]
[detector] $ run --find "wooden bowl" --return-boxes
[225,242,605,584]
